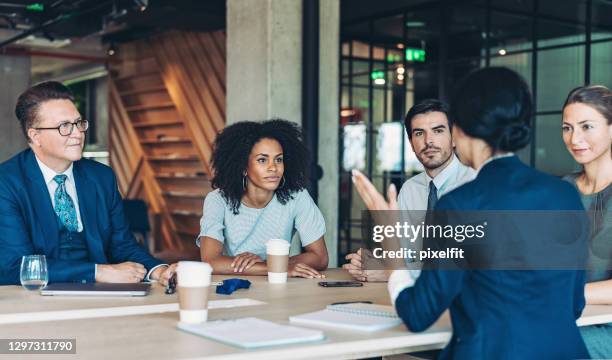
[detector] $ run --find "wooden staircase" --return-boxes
[108,31,226,260]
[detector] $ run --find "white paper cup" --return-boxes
[176,261,212,324]
[266,239,290,284]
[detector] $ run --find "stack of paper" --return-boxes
[178,317,325,348]
[289,303,402,332]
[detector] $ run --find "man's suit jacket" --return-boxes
[395,156,590,360]
[0,149,163,285]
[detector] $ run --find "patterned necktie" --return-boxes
[427,181,438,211]
[53,175,79,232]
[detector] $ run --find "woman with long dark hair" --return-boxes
[197,119,328,278]
[561,85,612,358]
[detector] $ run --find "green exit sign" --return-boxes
[370,70,385,80]
[26,3,44,11]
[406,48,426,62]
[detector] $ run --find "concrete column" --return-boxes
[227,0,302,124]
[0,55,30,162]
[318,0,340,267]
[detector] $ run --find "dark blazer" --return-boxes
[0,149,162,285]
[395,156,590,360]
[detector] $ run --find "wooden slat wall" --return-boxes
[151,31,226,174]
[108,30,225,259]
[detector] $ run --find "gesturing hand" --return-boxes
[351,169,399,211]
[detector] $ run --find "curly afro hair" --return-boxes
[210,119,310,214]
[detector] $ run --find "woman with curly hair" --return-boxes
[197,119,328,278]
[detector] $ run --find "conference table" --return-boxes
[0,268,611,360]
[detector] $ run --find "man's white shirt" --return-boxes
[388,154,476,304]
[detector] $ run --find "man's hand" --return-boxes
[96,262,146,283]
[231,252,264,273]
[342,249,390,282]
[351,169,399,210]
[150,263,178,286]
[289,263,326,279]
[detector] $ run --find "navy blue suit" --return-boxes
[0,149,162,285]
[395,156,589,359]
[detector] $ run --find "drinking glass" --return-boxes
[20,255,49,290]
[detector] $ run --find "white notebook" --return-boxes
[289,303,402,332]
[177,317,325,349]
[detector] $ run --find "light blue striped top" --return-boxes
[196,189,326,259]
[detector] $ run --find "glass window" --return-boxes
[446,59,483,96]
[537,0,586,47]
[537,19,585,47]
[537,45,585,112]
[341,124,367,172]
[342,59,350,79]
[372,88,385,125]
[342,42,350,56]
[592,0,612,41]
[373,15,404,43]
[351,60,370,86]
[490,11,533,54]
[351,41,371,58]
[352,87,370,123]
[375,122,424,174]
[490,52,532,89]
[448,4,487,61]
[341,86,350,109]
[535,114,581,176]
[405,7,441,63]
[491,0,533,13]
[591,41,612,86]
[412,65,439,101]
[538,0,587,25]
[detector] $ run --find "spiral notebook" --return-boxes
[289,303,402,332]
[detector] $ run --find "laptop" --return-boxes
[40,283,151,297]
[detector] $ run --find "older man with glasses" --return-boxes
[0,81,176,286]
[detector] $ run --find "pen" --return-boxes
[330,301,373,305]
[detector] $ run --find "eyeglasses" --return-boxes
[34,119,89,136]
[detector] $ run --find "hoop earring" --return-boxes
[279,176,286,189]
[243,175,248,191]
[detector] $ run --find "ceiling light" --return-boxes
[107,43,117,56]
[498,49,507,56]
[374,78,386,85]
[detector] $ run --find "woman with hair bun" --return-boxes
[197,119,328,278]
[352,67,589,359]
[561,85,612,358]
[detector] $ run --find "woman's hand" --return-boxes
[289,263,326,279]
[351,169,399,210]
[231,252,264,273]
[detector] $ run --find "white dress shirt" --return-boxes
[397,154,476,210]
[34,156,166,281]
[389,154,476,304]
